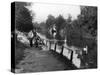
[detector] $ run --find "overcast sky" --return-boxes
[28,3,81,23]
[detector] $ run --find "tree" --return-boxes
[39,22,47,34]
[78,6,97,36]
[76,6,97,67]
[46,15,55,28]
[15,2,34,32]
[45,15,56,39]
[15,2,35,47]
[79,6,97,68]
[55,15,66,45]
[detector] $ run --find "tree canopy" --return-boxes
[78,6,97,36]
[15,2,34,32]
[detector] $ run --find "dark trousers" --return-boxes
[30,39,33,47]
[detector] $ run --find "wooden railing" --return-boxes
[41,39,75,63]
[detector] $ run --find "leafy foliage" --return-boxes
[78,6,97,36]
[46,15,55,28]
[55,15,66,40]
[15,2,34,32]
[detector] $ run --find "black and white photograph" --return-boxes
[11,1,97,73]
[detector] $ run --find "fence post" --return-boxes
[60,46,64,55]
[49,41,51,50]
[54,43,57,51]
[70,50,73,62]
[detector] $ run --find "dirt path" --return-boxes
[16,47,76,73]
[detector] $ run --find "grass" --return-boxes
[15,39,28,68]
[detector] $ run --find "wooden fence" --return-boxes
[41,39,75,63]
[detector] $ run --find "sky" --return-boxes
[27,3,81,23]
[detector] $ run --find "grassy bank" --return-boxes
[15,40,28,68]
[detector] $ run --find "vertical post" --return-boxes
[49,41,51,50]
[30,38,33,47]
[60,46,64,55]
[54,43,57,51]
[70,50,73,62]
